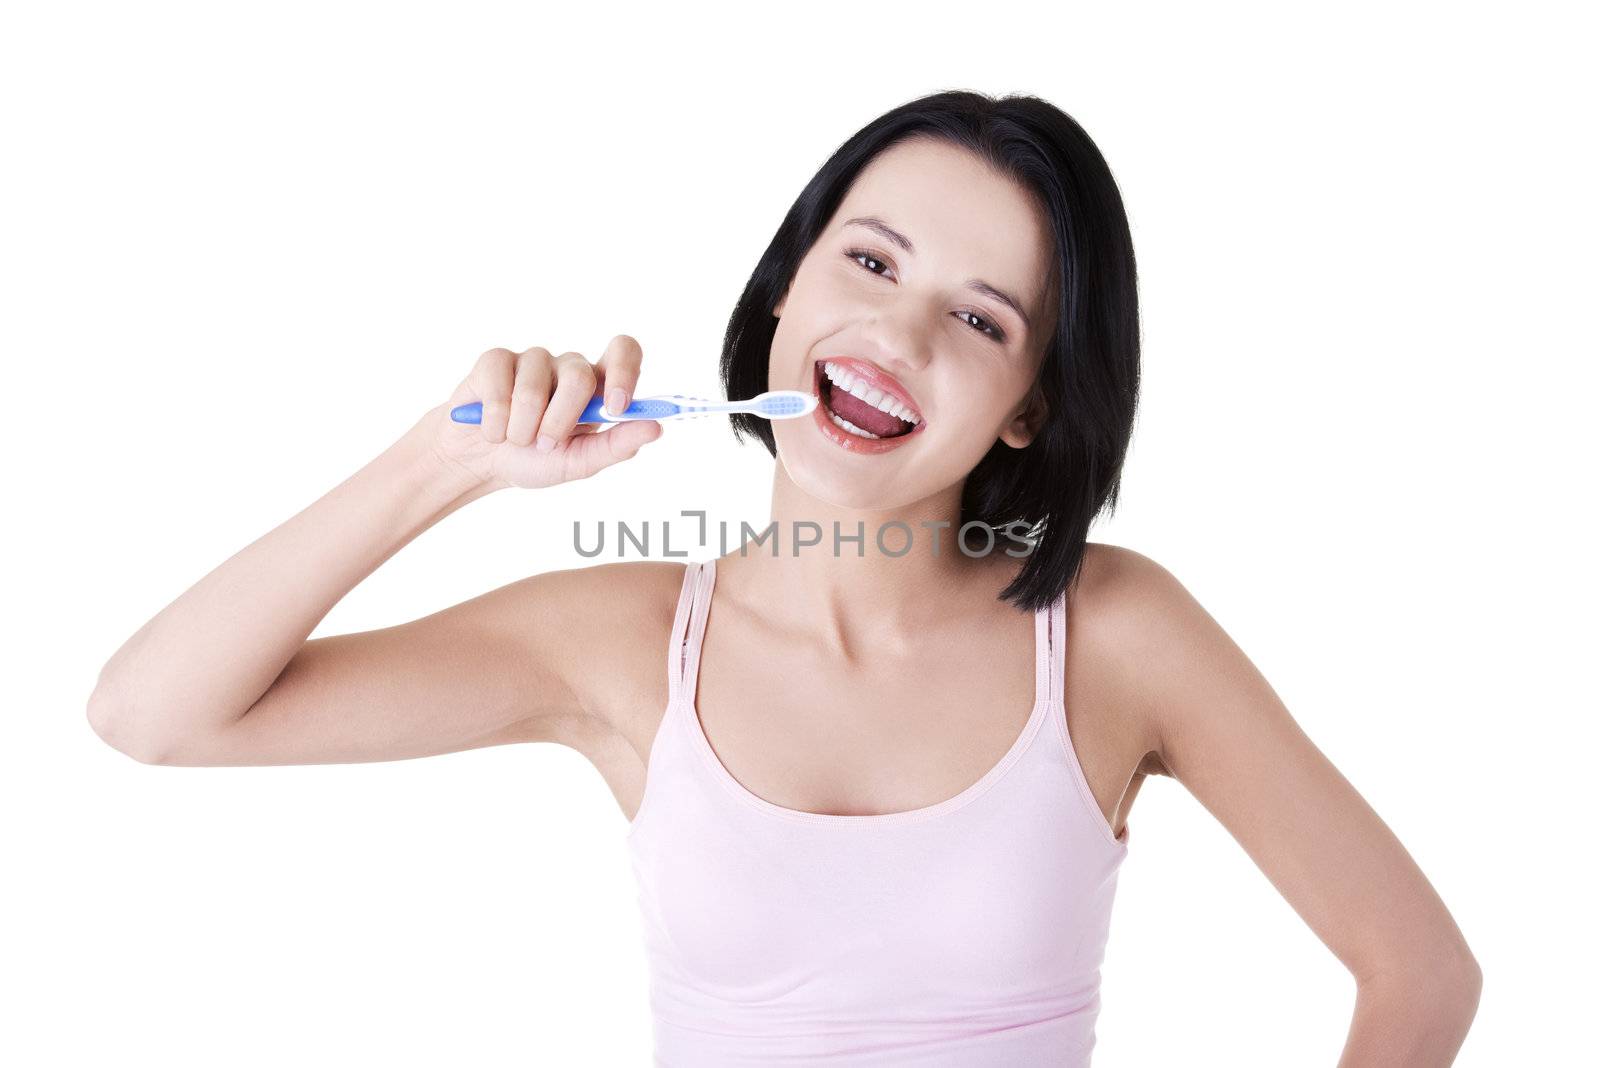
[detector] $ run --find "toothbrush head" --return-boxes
[744,390,817,420]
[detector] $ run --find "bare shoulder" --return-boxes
[1068,541,1206,778]
[491,558,687,748]
[570,558,689,730]
[1073,541,1187,619]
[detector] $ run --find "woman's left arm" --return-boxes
[1099,549,1482,1066]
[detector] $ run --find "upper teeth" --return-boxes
[819,362,922,424]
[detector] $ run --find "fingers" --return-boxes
[469,347,521,444]
[596,334,644,417]
[461,338,654,477]
[531,351,599,451]
[504,347,555,447]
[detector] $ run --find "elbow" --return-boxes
[1419,953,1483,1049]
[1443,949,1484,1026]
[86,686,171,766]
[1427,937,1483,1023]
[1365,943,1483,1033]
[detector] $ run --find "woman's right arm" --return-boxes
[85,339,663,766]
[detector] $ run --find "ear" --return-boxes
[998,380,1049,449]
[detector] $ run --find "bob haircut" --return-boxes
[719,90,1141,613]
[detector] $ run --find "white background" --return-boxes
[4,2,1594,1064]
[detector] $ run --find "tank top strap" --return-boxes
[666,558,716,705]
[665,560,705,704]
[1044,587,1066,705]
[1032,596,1052,704]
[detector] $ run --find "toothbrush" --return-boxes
[449,390,817,425]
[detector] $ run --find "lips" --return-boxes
[814,355,924,419]
[808,358,928,454]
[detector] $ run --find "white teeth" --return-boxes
[819,361,923,425]
[826,410,881,439]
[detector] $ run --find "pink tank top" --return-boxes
[626,558,1131,1066]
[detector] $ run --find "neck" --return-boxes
[715,465,1015,661]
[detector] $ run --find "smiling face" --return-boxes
[769,135,1060,511]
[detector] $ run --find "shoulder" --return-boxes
[552,557,689,616]
[490,557,687,645]
[483,559,688,738]
[1068,542,1184,628]
[544,557,690,667]
[1070,542,1219,777]
[549,559,691,735]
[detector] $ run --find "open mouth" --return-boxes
[813,359,924,442]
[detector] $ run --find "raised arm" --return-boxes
[1093,547,1482,1065]
[86,339,662,766]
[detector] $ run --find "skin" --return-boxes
[88,137,1480,1064]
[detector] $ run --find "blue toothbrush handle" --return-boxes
[449,396,681,425]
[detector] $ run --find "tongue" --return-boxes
[827,383,913,437]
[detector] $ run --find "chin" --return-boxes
[776,428,952,515]
[776,439,892,508]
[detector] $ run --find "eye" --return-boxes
[956,310,1005,342]
[844,248,892,278]
[842,247,1008,344]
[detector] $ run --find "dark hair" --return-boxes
[719,90,1141,612]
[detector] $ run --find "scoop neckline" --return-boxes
[677,557,1053,828]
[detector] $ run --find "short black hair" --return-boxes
[719,90,1141,612]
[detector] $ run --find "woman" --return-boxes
[87,91,1481,1065]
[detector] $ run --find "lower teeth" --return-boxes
[827,410,882,439]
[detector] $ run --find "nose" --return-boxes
[859,298,936,375]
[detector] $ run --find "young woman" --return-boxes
[87,91,1481,1065]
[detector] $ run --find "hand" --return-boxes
[426,336,663,490]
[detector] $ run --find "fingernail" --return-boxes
[607,388,628,416]
[536,434,555,452]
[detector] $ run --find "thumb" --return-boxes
[562,418,664,476]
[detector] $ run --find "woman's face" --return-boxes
[769,136,1059,512]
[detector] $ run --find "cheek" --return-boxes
[945,372,1017,422]
[930,381,1030,451]
[796,264,871,317]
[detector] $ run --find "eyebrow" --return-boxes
[841,215,1034,334]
